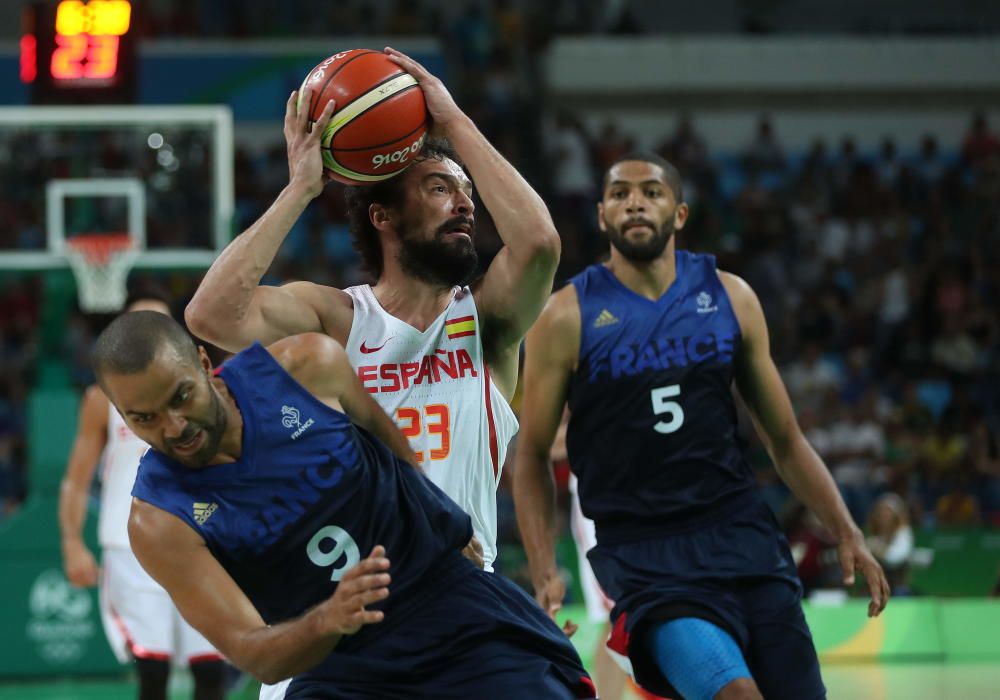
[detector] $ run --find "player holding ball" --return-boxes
[186,47,561,577]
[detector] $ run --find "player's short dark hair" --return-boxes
[602,151,684,202]
[92,311,199,386]
[124,281,172,312]
[344,137,464,278]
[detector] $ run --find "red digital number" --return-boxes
[85,35,119,79]
[51,33,87,79]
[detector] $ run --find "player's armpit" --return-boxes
[473,233,561,388]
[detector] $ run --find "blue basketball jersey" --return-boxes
[566,251,755,539]
[131,343,473,653]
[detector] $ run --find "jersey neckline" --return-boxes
[360,284,463,337]
[596,250,689,308]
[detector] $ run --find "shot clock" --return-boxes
[21,0,138,104]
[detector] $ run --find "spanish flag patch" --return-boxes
[445,315,476,339]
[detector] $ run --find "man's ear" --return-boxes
[198,346,214,377]
[370,203,392,232]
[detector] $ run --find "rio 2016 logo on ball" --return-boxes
[299,49,429,185]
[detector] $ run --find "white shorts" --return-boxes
[100,546,222,665]
[568,476,614,624]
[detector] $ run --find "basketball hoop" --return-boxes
[64,234,137,313]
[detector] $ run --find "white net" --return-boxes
[65,237,138,313]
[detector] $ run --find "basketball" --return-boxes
[299,49,429,185]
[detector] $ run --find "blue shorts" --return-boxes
[283,554,595,699]
[591,494,826,700]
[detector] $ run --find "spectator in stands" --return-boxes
[743,114,786,173]
[935,472,982,527]
[783,502,841,594]
[866,493,915,595]
[962,112,999,168]
[829,399,886,522]
[916,134,946,186]
[782,341,841,411]
[970,412,1000,523]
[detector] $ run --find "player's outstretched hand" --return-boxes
[283,87,337,199]
[837,531,890,617]
[461,536,485,570]
[320,545,391,636]
[383,47,463,132]
[63,540,99,588]
[534,573,577,637]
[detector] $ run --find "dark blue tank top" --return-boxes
[567,251,756,540]
[131,343,472,653]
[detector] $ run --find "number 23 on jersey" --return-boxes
[395,404,451,463]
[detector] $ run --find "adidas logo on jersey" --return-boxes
[594,309,620,328]
[193,502,218,525]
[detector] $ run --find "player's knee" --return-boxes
[134,657,170,700]
[715,676,763,700]
[189,658,227,700]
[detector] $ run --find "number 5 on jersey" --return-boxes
[651,385,684,434]
[395,404,451,464]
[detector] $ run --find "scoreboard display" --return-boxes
[21,0,137,104]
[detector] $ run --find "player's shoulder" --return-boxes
[538,283,581,332]
[716,269,759,309]
[526,284,581,365]
[282,280,355,342]
[716,269,766,337]
[129,497,203,553]
[265,333,351,393]
[80,383,111,424]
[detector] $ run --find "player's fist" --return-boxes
[62,539,99,588]
[319,545,391,636]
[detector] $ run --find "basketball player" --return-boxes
[185,48,556,572]
[514,152,890,700]
[59,292,225,700]
[92,312,595,699]
[552,410,633,700]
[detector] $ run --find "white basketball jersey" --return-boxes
[98,402,150,549]
[344,284,518,571]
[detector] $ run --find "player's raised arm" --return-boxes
[58,385,109,588]
[128,499,390,684]
[385,48,561,361]
[513,289,580,624]
[268,333,421,468]
[721,272,890,618]
[185,92,344,352]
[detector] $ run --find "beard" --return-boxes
[604,214,675,261]
[396,215,479,287]
[164,381,228,467]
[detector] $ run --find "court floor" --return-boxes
[0,663,997,700]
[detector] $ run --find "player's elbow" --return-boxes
[251,665,291,686]
[531,225,562,266]
[184,299,220,343]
